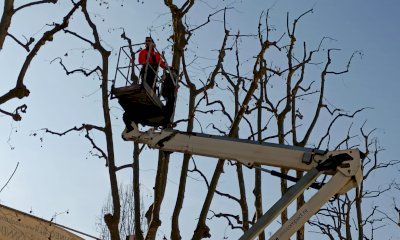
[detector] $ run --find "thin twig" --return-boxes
[0,162,19,193]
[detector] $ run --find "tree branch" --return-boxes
[0,162,19,193]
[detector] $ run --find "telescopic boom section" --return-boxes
[123,123,360,172]
[122,123,363,240]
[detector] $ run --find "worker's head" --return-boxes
[145,36,154,49]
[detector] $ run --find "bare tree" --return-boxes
[97,183,147,240]
[5,1,398,240]
[144,2,194,239]
[0,0,66,120]
[28,0,120,239]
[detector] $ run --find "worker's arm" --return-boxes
[155,52,167,69]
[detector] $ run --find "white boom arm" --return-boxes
[123,123,363,240]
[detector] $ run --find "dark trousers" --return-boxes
[140,65,158,89]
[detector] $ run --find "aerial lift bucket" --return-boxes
[110,45,176,128]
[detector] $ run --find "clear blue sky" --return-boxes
[1,0,399,239]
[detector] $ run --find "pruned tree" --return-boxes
[3,1,399,240]
[167,5,399,240]
[144,1,195,239]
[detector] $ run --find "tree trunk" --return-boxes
[355,187,363,240]
[145,151,170,240]
[171,90,196,240]
[133,143,144,240]
[296,171,305,240]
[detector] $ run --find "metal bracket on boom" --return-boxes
[240,150,362,240]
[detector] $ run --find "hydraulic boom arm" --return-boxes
[123,123,363,240]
